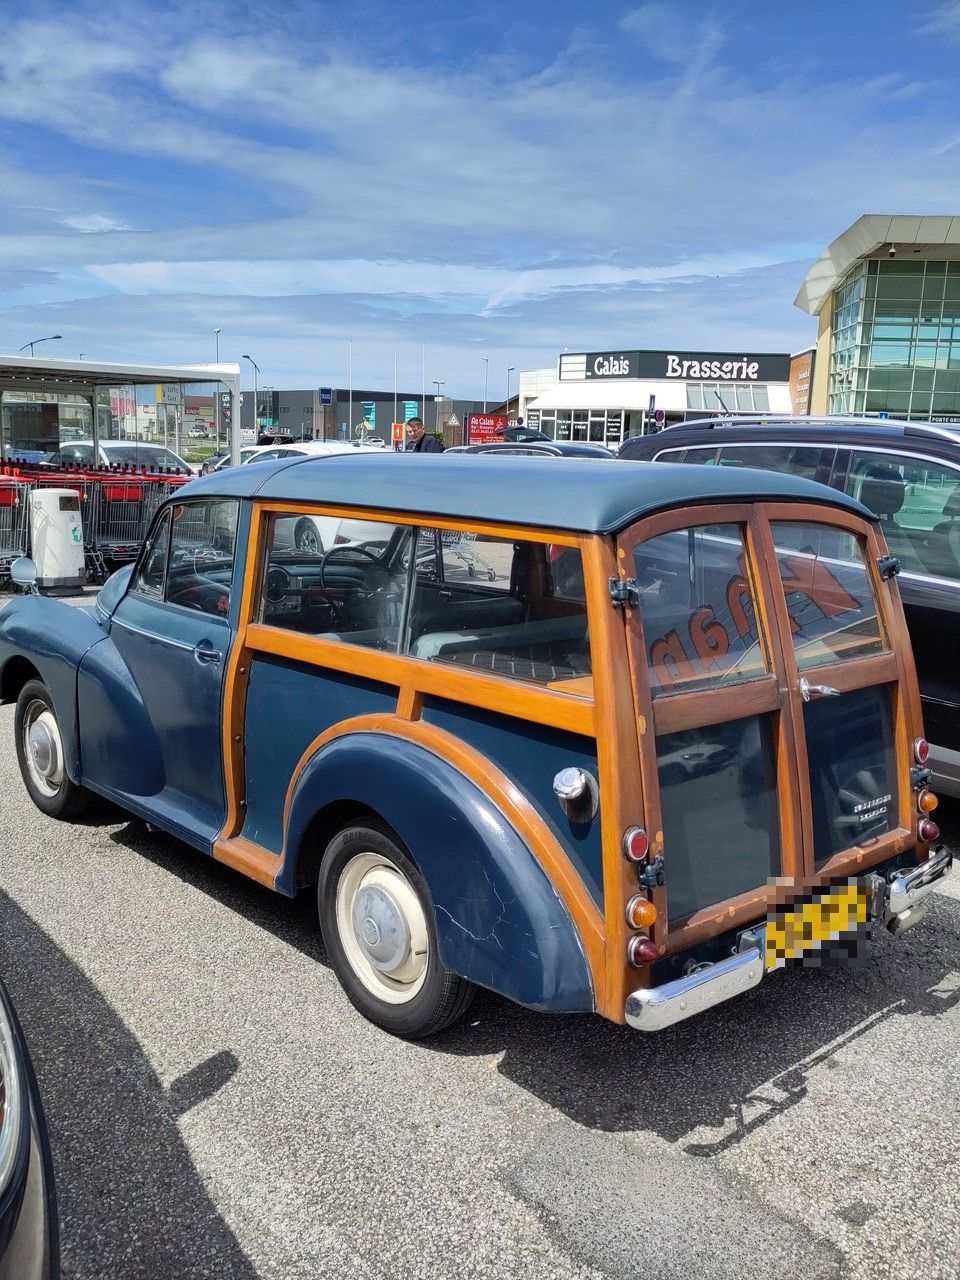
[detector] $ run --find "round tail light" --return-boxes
[917,789,939,813]
[622,827,649,863]
[918,818,940,843]
[627,936,659,967]
[625,895,658,929]
[914,738,930,764]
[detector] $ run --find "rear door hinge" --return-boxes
[877,554,900,579]
[638,855,665,889]
[609,576,640,608]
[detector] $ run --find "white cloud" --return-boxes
[61,214,133,234]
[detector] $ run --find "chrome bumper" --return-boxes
[624,848,953,1033]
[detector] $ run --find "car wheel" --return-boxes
[294,517,324,554]
[318,823,475,1038]
[15,679,91,819]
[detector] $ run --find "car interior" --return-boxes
[259,515,592,686]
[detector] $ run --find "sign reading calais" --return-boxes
[468,413,508,444]
[565,350,792,383]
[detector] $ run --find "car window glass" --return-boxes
[632,524,768,696]
[770,522,887,669]
[135,509,172,597]
[844,449,960,579]
[259,512,409,651]
[164,499,239,617]
[716,444,830,482]
[407,530,591,688]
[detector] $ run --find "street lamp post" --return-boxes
[506,367,515,420]
[242,354,260,436]
[480,357,489,413]
[214,329,222,450]
[433,379,445,431]
[19,334,62,357]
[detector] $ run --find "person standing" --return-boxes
[405,418,443,453]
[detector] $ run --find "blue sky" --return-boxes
[1,0,960,399]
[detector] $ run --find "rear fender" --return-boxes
[284,734,594,1013]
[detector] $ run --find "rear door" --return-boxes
[617,502,918,952]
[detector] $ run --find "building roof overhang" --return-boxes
[795,214,960,316]
[0,354,239,396]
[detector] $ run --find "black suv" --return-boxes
[619,415,960,797]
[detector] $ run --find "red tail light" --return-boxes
[622,827,649,863]
[627,936,659,967]
[914,738,930,764]
[918,818,940,843]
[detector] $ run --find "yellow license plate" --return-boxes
[766,883,869,971]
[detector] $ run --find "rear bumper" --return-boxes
[624,847,953,1033]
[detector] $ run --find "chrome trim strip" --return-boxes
[111,616,197,652]
[625,929,765,1032]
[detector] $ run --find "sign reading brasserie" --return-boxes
[562,350,791,383]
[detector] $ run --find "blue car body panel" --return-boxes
[283,733,594,1013]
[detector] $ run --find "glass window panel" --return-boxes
[632,524,767,696]
[136,509,171,597]
[868,342,912,367]
[704,386,721,410]
[805,687,897,864]
[407,534,590,686]
[657,714,780,920]
[677,447,719,464]
[735,383,752,410]
[716,445,828,482]
[259,513,408,648]
[945,277,960,301]
[686,384,704,410]
[752,384,770,410]
[771,522,886,668]
[165,500,239,616]
[913,367,935,392]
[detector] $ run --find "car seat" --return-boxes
[856,465,925,571]
[923,484,960,580]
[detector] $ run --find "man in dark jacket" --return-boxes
[405,418,443,452]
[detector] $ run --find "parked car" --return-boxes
[497,426,551,443]
[45,440,195,474]
[620,414,960,798]
[0,455,950,1038]
[0,976,59,1279]
[446,442,613,458]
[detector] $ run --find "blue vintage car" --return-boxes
[0,455,951,1037]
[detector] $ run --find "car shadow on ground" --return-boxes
[107,817,960,1154]
[0,890,259,1280]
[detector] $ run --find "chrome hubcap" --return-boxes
[336,853,429,1004]
[23,702,64,798]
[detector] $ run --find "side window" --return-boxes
[135,509,172,597]
[259,512,409,650]
[715,444,831,482]
[652,446,718,464]
[844,450,960,578]
[164,499,239,616]
[407,530,590,687]
[632,524,768,695]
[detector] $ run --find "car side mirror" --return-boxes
[10,556,38,593]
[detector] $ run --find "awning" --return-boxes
[528,379,794,414]
[528,380,691,412]
[0,354,243,462]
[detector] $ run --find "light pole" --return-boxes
[480,357,489,413]
[506,367,515,419]
[214,329,221,449]
[433,379,445,431]
[19,334,62,357]
[242,354,260,436]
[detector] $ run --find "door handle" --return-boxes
[193,640,223,666]
[799,676,839,702]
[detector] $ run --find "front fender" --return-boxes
[284,734,594,1013]
[0,597,106,780]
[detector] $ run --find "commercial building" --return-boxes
[795,214,960,421]
[519,349,794,447]
[247,387,483,445]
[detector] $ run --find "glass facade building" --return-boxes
[830,259,960,421]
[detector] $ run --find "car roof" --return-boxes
[179,453,873,533]
[450,442,613,458]
[619,414,960,455]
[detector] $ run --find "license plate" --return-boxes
[765,883,869,971]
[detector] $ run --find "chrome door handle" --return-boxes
[800,676,839,702]
[193,640,223,666]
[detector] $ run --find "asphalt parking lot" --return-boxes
[1,710,960,1280]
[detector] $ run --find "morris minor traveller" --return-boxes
[0,455,952,1037]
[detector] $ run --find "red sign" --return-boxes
[467,413,508,445]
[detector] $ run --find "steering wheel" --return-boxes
[318,543,384,590]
